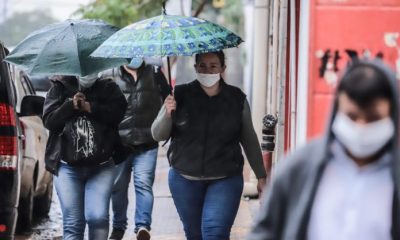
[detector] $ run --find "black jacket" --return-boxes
[114,65,170,151]
[43,76,127,174]
[168,80,246,177]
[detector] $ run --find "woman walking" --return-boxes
[151,51,267,240]
[43,74,127,240]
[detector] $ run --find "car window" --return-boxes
[21,74,36,95]
[30,76,51,92]
[29,76,50,98]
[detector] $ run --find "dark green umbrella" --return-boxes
[5,19,127,77]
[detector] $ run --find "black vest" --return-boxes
[169,80,246,177]
[118,65,163,149]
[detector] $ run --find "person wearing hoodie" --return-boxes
[101,58,171,240]
[151,51,267,240]
[248,59,400,240]
[43,74,127,240]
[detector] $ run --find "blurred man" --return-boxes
[249,59,400,240]
[104,58,171,240]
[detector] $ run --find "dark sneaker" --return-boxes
[136,227,151,240]
[109,228,125,240]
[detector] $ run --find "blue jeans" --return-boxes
[111,147,158,232]
[168,168,244,240]
[54,161,115,240]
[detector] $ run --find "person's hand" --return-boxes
[164,94,176,118]
[73,92,85,110]
[257,177,267,196]
[80,101,91,113]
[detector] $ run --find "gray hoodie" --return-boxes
[248,59,400,240]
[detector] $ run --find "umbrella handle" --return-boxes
[167,56,172,86]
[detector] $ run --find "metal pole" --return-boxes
[270,0,280,115]
[296,0,310,146]
[266,1,274,119]
[289,0,297,149]
[275,0,288,164]
[242,0,269,198]
[243,0,255,103]
[251,0,269,143]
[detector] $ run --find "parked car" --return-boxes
[0,42,52,239]
[0,42,21,240]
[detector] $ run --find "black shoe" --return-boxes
[109,228,125,240]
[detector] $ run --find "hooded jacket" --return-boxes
[248,59,400,240]
[43,76,127,174]
[101,65,171,151]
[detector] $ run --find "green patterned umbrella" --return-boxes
[91,14,243,59]
[5,19,127,77]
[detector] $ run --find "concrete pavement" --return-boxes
[122,146,261,239]
[16,145,261,239]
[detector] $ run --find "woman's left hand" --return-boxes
[257,177,267,196]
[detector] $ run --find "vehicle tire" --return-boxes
[34,178,53,217]
[16,185,34,232]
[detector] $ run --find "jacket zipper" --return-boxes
[201,98,211,177]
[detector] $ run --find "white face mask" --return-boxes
[332,113,394,158]
[196,73,220,87]
[78,73,98,89]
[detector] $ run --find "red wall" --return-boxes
[307,0,400,138]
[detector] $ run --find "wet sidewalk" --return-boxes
[16,145,261,239]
